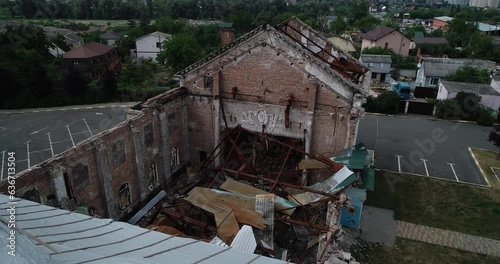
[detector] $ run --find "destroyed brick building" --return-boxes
[1,17,373,263]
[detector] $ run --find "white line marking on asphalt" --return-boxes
[98,106,105,108]
[30,126,49,135]
[396,155,402,174]
[26,140,31,169]
[33,110,39,113]
[85,107,92,109]
[73,108,80,110]
[96,112,103,115]
[119,105,126,107]
[32,148,52,154]
[47,133,54,157]
[82,118,93,136]
[71,131,90,136]
[0,150,5,180]
[51,139,71,144]
[421,159,429,176]
[447,163,459,182]
[15,159,27,163]
[46,109,53,112]
[0,127,6,130]
[374,116,379,151]
[66,125,75,147]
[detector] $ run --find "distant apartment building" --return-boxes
[445,0,469,5]
[469,0,500,8]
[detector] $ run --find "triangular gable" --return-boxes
[175,18,368,95]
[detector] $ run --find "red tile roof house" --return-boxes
[63,42,122,79]
[361,26,412,56]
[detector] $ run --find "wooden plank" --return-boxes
[185,187,269,229]
[298,159,329,169]
[220,179,296,216]
[214,211,240,244]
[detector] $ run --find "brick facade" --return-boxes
[1,18,369,220]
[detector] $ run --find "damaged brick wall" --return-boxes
[0,89,189,220]
[180,28,364,162]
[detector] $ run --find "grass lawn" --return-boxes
[352,238,499,264]
[470,147,500,190]
[366,170,500,240]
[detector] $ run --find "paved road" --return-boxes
[357,115,496,185]
[0,106,128,179]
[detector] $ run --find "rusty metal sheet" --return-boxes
[255,194,275,249]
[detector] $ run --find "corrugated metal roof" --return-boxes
[422,58,496,78]
[331,143,369,170]
[0,195,286,263]
[230,225,257,253]
[440,81,500,96]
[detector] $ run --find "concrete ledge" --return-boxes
[365,112,485,125]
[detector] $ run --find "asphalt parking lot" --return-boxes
[357,115,497,186]
[0,106,128,179]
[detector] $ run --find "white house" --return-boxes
[416,58,495,87]
[438,81,500,110]
[134,31,172,61]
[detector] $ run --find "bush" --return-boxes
[477,108,494,126]
[363,91,401,114]
[435,99,460,120]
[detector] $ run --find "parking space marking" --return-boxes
[421,159,429,176]
[30,126,49,135]
[26,140,31,168]
[447,163,459,182]
[83,118,93,136]
[32,148,52,154]
[15,159,27,163]
[51,139,71,144]
[1,150,5,180]
[66,125,75,147]
[71,131,90,136]
[396,155,402,174]
[47,133,54,157]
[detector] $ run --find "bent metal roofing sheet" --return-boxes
[0,194,287,264]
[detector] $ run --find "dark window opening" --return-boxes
[156,42,161,48]
[204,76,213,89]
[63,173,73,199]
[144,123,154,147]
[199,151,208,162]
[171,147,179,169]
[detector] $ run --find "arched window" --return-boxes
[148,163,158,190]
[118,183,131,210]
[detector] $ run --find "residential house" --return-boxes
[359,54,392,83]
[416,57,495,87]
[326,35,357,55]
[63,33,84,49]
[361,26,412,56]
[438,81,500,109]
[135,31,172,61]
[433,16,500,34]
[62,42,121,78]
[100,31,124,46]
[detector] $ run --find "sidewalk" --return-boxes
[396,221,500,257]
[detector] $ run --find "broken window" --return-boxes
[204,76,213,89]
[148,163,158,190]
[71,163,90,191]
[118,183,131,210]
[144,123,154,147]
[171,147,179,169]
[63,173,74,199]
[112,140,126,168]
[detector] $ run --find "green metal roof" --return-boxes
[414,31,425,38]
[331,143,369,170]
[219,22,234,28]
[362,167,375,191]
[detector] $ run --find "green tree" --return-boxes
[62,67,90,96]
[363,91,401,114]
[329,16,348,35]
[354,15,381,33]
[157,34,200,72]
[361,47,392,55]
[447,66,491,84]
[488,125,500,158]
